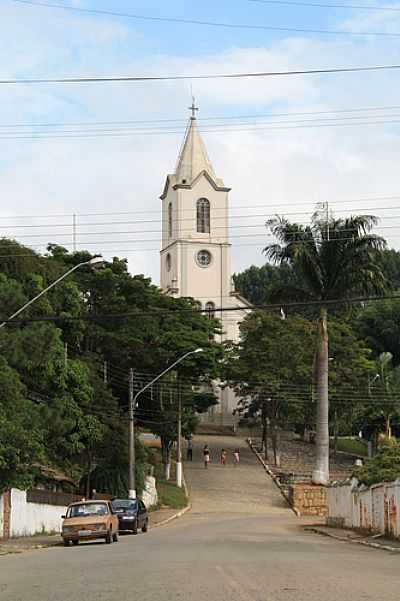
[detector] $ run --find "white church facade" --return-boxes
[160,104,250,424]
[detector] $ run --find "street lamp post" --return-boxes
[0,256,103,329]
[128,348,203,499]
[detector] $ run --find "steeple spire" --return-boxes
[189,97,199,120]
[175,103,216,184]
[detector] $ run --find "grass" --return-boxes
[147,446,188,510]
[156,480,187,510]
[335,437,368,457]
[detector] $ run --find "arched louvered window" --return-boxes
[168,202,172,238]
[197,198,210,233]
[205,301,215,319]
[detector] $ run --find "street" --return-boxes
[0,436,398,601]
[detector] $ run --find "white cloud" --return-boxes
[1,6,400,283]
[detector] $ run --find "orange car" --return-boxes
[61,500,119,546]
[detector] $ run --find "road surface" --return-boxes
[0,436,399,601]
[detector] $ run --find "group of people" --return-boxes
[203,445,240,468]
[186,438,241,468]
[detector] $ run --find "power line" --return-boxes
[9,0,400,37]
[0,193,399,220]
[5,109,400,133]
[3,64,400,86]
[3,210,400,239]
[0,293,399,325]
[248,0,400,11]
[4,104,400,129]
[3,116,400,138]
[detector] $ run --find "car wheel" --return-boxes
[63,539,70,547]
[132,519,138,535]
[142,520,148,533]
[72,540,79,546]
[112,531,118,542]
[105,529,113,544]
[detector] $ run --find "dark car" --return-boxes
[111,499,149,534]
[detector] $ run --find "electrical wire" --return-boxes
[9,0,400,37]
[1,292,399,325]
[0,193,399,220]
[248,0,400,11]
[6,110,400,135]
[4,116,400,138]
[5,103,400,129]
[3,64,400,86]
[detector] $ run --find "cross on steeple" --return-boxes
[189,97,199,119]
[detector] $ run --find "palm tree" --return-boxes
[264,214,387,484]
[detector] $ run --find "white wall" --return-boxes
[141,476,158,509]
[9,489,68,537]
[327,479,400,538]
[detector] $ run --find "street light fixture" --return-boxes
[0,256,104,329]
[128,348,203,498]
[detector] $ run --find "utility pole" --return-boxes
[128,368,136,499]
[103,360,108,385]
[176,379,183,488]
[64,342,68,369]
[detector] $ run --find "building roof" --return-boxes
[175,116,216,184]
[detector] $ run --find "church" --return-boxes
[159,104,251,424]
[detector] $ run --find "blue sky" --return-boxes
[1,0,400,282]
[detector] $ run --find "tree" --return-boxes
[225,311,315,464]
[355,298,400,366]
[232,264,300,305]
[0,358,44,491]
[264,214,387,484]
[354,439,400,486]
[0,240,223,494]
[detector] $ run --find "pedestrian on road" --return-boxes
[203,444,210,469]
[220,449,227,465]
[233,449,240,466]
[186,438,193,461]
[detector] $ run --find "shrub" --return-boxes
[353,440,400,486]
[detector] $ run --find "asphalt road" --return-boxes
[1,436,399,601]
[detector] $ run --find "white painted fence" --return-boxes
[1,476,159,538]
[1,489,68,538]
[327,479,400,538]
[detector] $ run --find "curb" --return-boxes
[247,438,299,516]
[151,503,191,528]
[305,527,400,553]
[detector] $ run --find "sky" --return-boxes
[1,0,400,283]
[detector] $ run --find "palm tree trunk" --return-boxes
[312,306,330,485]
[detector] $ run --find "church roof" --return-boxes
[174,116,216,183]
[160,104,230,200]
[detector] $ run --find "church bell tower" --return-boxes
[160,102,233,328]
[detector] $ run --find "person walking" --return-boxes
[186,437,193,461]
[203,444,210,469]
[220,449,227,465]
[233,448,240,466]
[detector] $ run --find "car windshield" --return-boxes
[67,503,109,518]
[112,500,138,510]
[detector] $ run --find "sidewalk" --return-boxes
[305,524,400,553]
[0,506,188,556]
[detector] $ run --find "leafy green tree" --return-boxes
[225,311,315,463]
[264,214,387,483]
[355,298,400,366]
[232,263,300,305]
[0,240,223,494]
[354,439,400,485]
[0,358,44,491]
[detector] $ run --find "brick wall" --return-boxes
[289,483,327,517]
[2,490,11,539]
